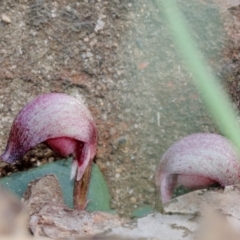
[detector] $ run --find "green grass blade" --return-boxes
[156,0,240,153]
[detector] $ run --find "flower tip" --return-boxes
[0,149,17,164]
[70,160,78,180]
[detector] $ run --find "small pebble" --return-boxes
[110,127,117,136]
[90,38,97,47]
[84,37,89,42]
[115,168,122,173]
[86,52,93,58]
[128,189,134,194]
[130,197,137,203]
[2,14,11,23]
[95,19,105,32]
[30,158,37,162]
[48,157,54,162]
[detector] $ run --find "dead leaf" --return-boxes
[107,212,198,240]
[23,175,125,238]
[0,187,28,235]
[164,184,240,232]
[30,204,125,238]
[196,207,239,240]
[23,174,64,216]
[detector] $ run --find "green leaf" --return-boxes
[0,159,73,206]
[131,205,154,218]
[87,163,115,213]
[0,159,113,213]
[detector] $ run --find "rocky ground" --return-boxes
[0,0,240,217]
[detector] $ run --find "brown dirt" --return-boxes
[0,0,240,217]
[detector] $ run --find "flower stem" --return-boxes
[73,162,92,210]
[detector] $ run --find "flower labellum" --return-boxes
[155,133,240,204]
[0,93,97,181]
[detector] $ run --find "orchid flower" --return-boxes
[155,133,240,203]
[0,93,97,182]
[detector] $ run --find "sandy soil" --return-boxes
[0,0,239,217]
